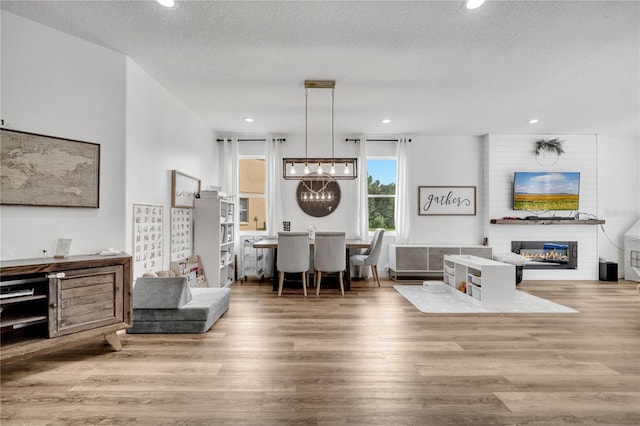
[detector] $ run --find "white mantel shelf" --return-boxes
[490,219,605,225]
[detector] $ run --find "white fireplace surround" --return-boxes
[483,134,599,280]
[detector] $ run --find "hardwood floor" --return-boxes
[2,278,639,425]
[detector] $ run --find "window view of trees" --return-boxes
[367,159,396,231]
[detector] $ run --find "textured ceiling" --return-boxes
[2,0,639,137]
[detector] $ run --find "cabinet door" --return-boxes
[461,247,492,259]
[395,247,427,270]
[428,248,460,271]
[48,265,124,337]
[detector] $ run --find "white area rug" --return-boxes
[394,284,578,314]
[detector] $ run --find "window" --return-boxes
[239,198,248,224]
[238,158,266,232]
[367,158,396,231]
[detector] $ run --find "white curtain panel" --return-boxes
[265,137,282,238]
[395,138,411,244]
[357,136,369,240]
[356,136,370,278]
[221,137,239,198]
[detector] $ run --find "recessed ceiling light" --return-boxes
[381,119,391,124]
[528,119,539,124]
[465,0,485,10]
[244,117,255,123]
[157,0,175,8]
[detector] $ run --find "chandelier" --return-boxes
[299,175,336,201]
[283,80,357,180]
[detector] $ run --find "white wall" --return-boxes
[596,135,640,274]
[406,136,484,245]
[3,12,637,281]
[1,12,218,271]
[237,131,637,280]
[125,59,217,271]
[1,11,127,260]
[235,133,484,242]
[230,133,485,275]
[484,134,600,280]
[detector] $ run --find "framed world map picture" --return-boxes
[0,129,100,208]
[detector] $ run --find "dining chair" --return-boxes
[276,232,310,296]
[314,232,346,296]
[350,228,385,286]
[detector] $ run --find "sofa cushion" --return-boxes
[132,277,192,309]
[133,288,229,321]
[127,320,216,334]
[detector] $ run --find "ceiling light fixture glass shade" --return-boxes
[283,80,357,180]
[157,0,175,8]
[465,0,485,10]
[284,158,358,180]
[300,177,335,202]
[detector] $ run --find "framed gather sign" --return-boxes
[418,186,476,216]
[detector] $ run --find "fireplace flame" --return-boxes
[520,249,568,262]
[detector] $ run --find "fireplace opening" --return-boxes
[511,241,577,269]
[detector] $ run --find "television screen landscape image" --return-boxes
[513,172,580,211]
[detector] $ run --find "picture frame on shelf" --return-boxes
[418,186,476,216]
[171,170,201,208]
[53,238,72,259]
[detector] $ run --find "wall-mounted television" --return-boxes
[513,172,580,211]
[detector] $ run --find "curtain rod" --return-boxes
[216,138,286,142]
[345,138,412,143]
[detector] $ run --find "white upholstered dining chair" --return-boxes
[350,228,385,286]
[276,232,310,296]
[314,232,346,296]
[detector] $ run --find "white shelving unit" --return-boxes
[443,255,515,309]
[194,191,236,288]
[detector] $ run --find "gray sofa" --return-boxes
[127,277,230,334]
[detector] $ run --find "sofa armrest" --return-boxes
[133,277,193,309]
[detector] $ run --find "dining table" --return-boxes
[252,238,371,292]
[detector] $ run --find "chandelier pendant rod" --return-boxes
[331,87,335,159]
[283,79,356,180]
[305,88,309,158]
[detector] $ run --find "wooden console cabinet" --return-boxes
[1,254,132,363]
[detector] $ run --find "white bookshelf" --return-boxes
[194,191,236,288]
[443,255,515,309]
